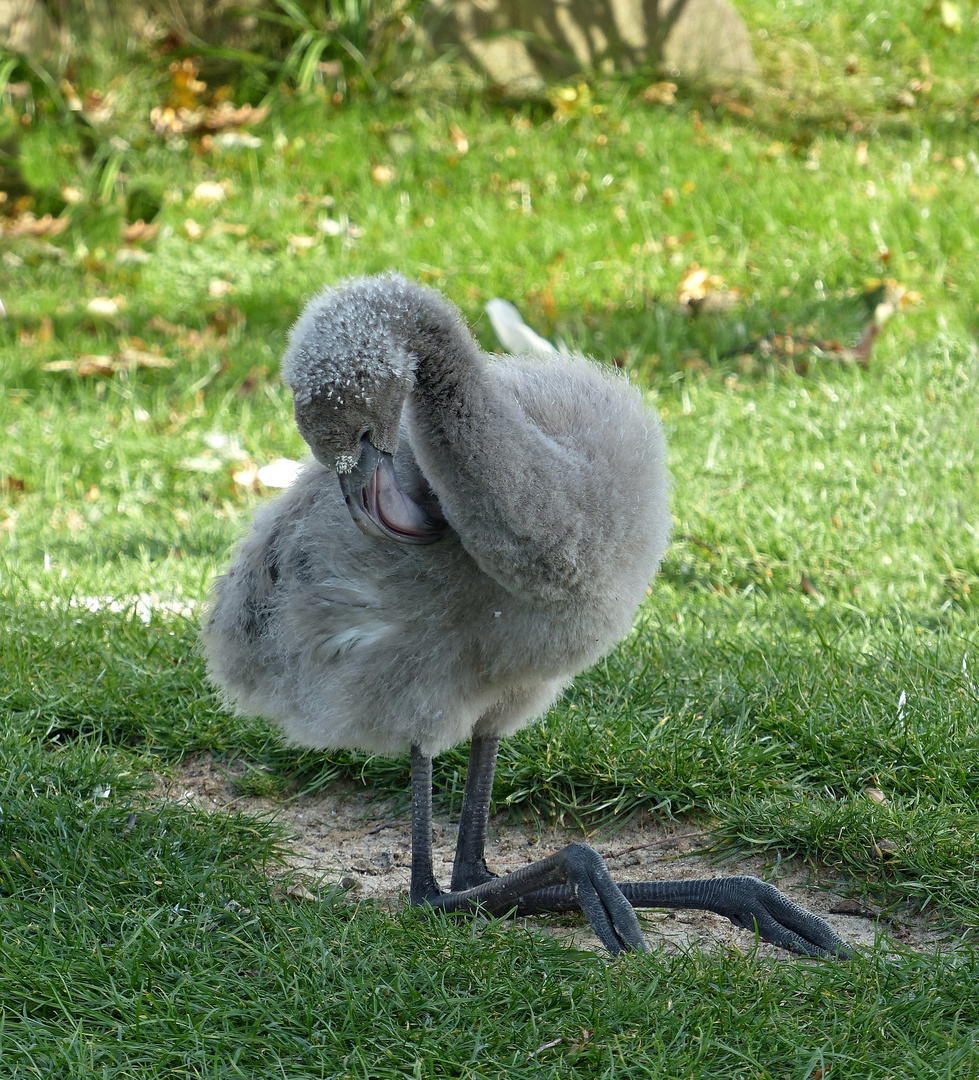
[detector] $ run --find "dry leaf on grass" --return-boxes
[150,106,201,137]
[676,265,740,314]
[190,181,230,205]
[150,58,267,139]
[710,93,753,118]
[86,296,125,317]
[15,316,52,344]
[279,882,320,903]
[201,132,263,152]
[146,315,189,338]
[123,219,159,244]
[82,88,115,124]
[449,123,469,154]
[231,462,261,491]
[43,356,115,376]
[211,222,247,236]
[643,81,677,105]
[43,349,174,377]
[201,101,269,132]
[166,58,207,111]
[286,233,317,253]
[0,213,70,239]
[318,216,364,239]
[117,347,174,369]
[799,574,823,599]
[150,102,269,139]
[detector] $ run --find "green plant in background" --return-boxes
[251,0,382,90]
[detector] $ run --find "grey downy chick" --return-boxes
[202,275,850,960]
[204,273,670,759]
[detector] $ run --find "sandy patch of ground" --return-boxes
[156,752,954,957]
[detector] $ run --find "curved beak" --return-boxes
[338,436,446,545]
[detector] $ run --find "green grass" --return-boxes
[2,0,979,1074]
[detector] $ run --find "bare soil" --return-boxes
[156,752,952,957]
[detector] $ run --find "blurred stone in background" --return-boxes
[427,0,757,94]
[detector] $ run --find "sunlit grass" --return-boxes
[2,1,979,1074]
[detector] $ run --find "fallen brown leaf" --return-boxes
[208,279,235,298]
[280,882,319,903]
[167,58,207,112]
[123,219,159,244]
[643,81,677,105]
[711,93,753,118]
[190,181,229,205]
[150,105,203,136]
[86,296,125,317]
[286,233,317,253]
[800,574,823,599]
[151,59,268,140]
[42,349,174,377]
[82,88,115,124]
[202,101,269,132]
[677,265,739,314]
[208,305,244,335]
[210,221,248,236]
[0,212,70,238]
[146,315,190,337]
[117,347,174,369]
[449,123,469,154]
[42,355,113,376]
[65,509,86,533]
[231,462,261,491]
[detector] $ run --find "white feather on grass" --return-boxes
[485,298,565,359]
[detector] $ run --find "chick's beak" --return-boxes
[338,435,445,545]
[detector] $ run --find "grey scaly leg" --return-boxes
[410,743,850,959]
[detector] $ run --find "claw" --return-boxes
[563,843,649,955]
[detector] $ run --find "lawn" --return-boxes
[1,0,978,1076]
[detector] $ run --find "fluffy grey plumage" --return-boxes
[204,274,670,758]
[203,275,852,960]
